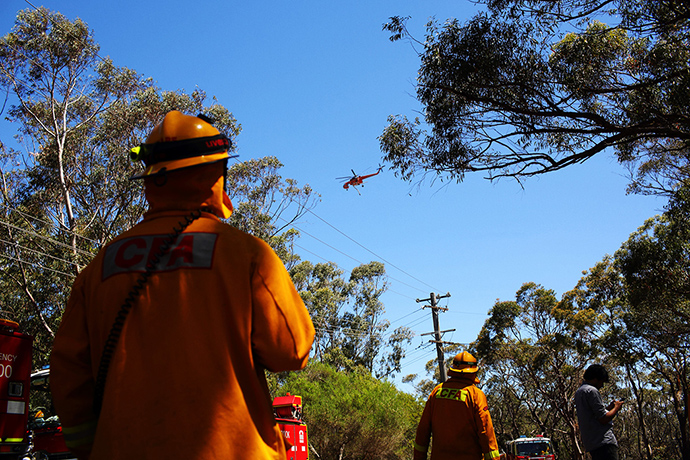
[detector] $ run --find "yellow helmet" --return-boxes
[129,111,236,180]
[448,351,479,374]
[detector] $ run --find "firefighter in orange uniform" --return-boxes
[50,111,315,460]
[414,351,501,460]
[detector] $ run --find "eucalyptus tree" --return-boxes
[343,262,390,374]
[0,7,147,272]
[0,7,314,367]
[475,282,599,459]
[380,0,690,196]
[225,156,317,268]
[290,260,412,379]
[613,185,690,459]
[564,184,690,459]
[290,261,351,365]
[0,7,149,362]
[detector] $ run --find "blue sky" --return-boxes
[1,0,665,394]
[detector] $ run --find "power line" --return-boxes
[0,237,81,267]
[292,226,362,265]
[292,236,426,301]
[0,252,76,278]
[8,3,454,375]
[402,346,435,364]
[291,241,417,303]
[1,208,432,336]
[13,2,440,303]
[1,212,430,342]
[400,315,429,332]
[289,209,435,295]
[399,344,436,371]
[0,212,440,351]
[0,219,95,257]
[1,204,102,246]
[306,209,442,293]
[389,307,427,326]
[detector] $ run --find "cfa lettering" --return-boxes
[102,232,217,280]
[113,235,194,269]
[436,387,468,402]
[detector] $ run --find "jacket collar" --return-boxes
[143,162,232,219]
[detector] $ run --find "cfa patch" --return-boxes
[435,387,468,402]
[102,232,218,280]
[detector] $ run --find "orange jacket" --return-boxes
[414,374,500,460]
[50,163,315,460]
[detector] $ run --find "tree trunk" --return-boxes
[625,364,653,459]
[54,112,82,276]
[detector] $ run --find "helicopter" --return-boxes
[337,166,383,194]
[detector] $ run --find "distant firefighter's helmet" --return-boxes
[129,111,236,180]
[448,351,479,374]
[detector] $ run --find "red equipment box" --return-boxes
[273,393,309,460]
[0,319,33,457]
[279,420,308,460]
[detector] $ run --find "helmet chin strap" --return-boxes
[221,160,233,218]
[221,192,233,218]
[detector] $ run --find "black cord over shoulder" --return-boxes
[92,209,204,415]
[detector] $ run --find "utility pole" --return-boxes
[417,292,453,382]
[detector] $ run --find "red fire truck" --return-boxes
[0,319,33,458]
[505,435,555,460]
[0,320,73,460]
[273,393,309,460]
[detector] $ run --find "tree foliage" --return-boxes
[475,282,599,458]
[276,361,422,460]
[0,7,314,369]
[290,260,413,379]
[0,7,149,363]
[226,156,318,268]
[613,185,690,458]
[616,187,690,340]
[478,186,690,459]
[381,0,690,195]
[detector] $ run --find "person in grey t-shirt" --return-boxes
[574,364,625,460]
